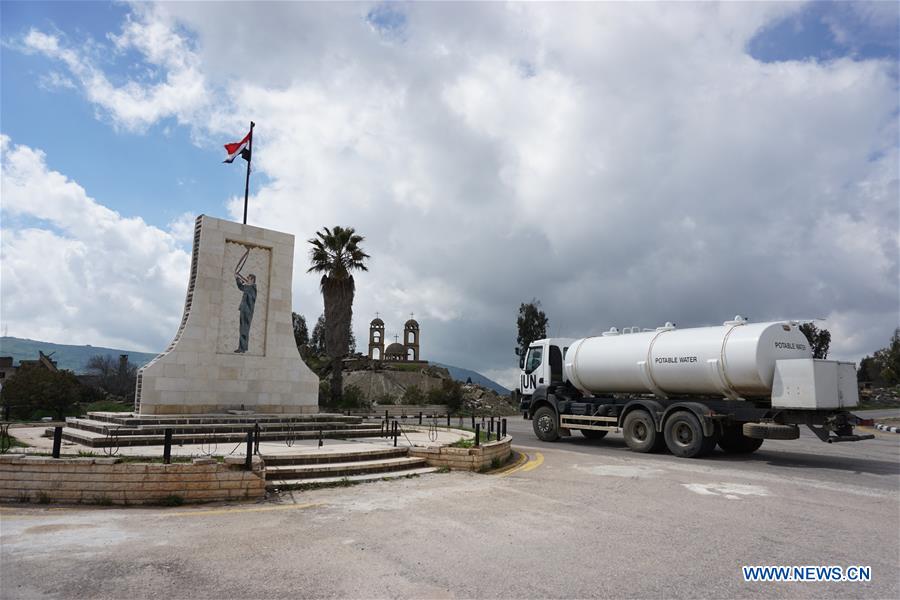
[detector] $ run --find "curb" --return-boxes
[874,423,900,433]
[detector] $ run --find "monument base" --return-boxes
[51,412,383,448]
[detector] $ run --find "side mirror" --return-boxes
[519,355,525,370]
[514,347,521,356]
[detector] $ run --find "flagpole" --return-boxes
[243,121,255,225]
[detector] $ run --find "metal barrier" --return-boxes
[0,423,11,454]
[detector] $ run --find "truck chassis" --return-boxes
[523,385,873,458]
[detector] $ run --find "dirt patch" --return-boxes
[24,524,96,535]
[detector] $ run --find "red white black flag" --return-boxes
[223,130,252,163]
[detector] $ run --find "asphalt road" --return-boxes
[2,415,898,599]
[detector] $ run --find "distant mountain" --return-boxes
[0,337,158,373]
[0,337,512,394]
[432,362,510,395]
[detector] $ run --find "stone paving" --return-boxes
[8,424,472,459]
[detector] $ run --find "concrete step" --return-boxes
[267,467,439,490]
[49,426,387,448]
[84,412,364,427]
[260,447,408,466]
[65,417,370,436]
[265,456,427,480]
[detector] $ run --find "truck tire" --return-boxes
[664,411,716,458]
[622,410,663,453]
[717,426,764,454]
[532,406,560,442]
[580,429,608,441]
[742,422,799,440]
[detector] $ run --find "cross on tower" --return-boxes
[393,334,399,343]
[409,312,414,320]
[375,311,380,319]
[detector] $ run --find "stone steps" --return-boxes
[50,426,387,448]
[268,467,439,490]
[263,447,437,491]
[64,417,369,436]
[84,412,362,427]
[260,447,408,466]
[266,456,427,480]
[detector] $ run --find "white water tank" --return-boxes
[564,318,812,399]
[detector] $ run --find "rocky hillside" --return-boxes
[341,363,516,413]
[343,365,453,400]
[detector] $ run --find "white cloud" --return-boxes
[5,2,898,381]
[20,7,211,133]
[166,212,197,244]
[0,135,190,351]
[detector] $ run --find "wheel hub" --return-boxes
[633,422,647,441]
[674,422,693,446]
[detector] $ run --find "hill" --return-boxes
[0,337,158,373]
[0,337,510,394]
[432,362,510,395]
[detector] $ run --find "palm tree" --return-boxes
[307,226,369,405]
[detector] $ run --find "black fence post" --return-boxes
[502,418,507,438]
[385,409,389,423]
[163,428,173,464]
[474,424,481,447]
[245,429,253,470]
[393,420,398,447]
[254,422,261,454]
[471,413,476,429]
[419,412,423,425]
[490,416,494,434]
[318,428,323,448]
[52,426,62,458]
[497,425,501,442]
[446,413,450,427]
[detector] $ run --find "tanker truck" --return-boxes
[516,316,873,458]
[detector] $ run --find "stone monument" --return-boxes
[135,215,318,414]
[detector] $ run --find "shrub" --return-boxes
[339,385,367,410]
[402,385,424,406]
[1,365,83,420]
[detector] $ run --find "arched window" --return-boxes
[372,347,381,360]
[373,331,381,343]
[406,331,416,344]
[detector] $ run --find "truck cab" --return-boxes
[516,338,574,416]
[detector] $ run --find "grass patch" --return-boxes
[449,429,494,448]
[435,466,451,474]
[857,401,900,410]
[82,400,133,413]
[291,477,362,491]
[36,491,51,504]
[1,430,28,449]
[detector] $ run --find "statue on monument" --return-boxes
[234,247,257,353]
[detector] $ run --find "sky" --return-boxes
[1,1,898,389]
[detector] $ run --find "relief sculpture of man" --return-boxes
[234,247,257,353]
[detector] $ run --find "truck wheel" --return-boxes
[742,422,800,440]
[580,429,608,441]
[717,426,764,454]
[622,410,663,453]
[664,411,716,458]
[532,407,560,442]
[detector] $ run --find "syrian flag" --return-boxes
[223,130,252,163]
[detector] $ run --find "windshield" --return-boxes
[525,346,543,374]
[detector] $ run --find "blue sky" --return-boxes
[1,1,250,231]
[1,1,897,386]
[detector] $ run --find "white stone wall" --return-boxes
[135,215,319,415]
